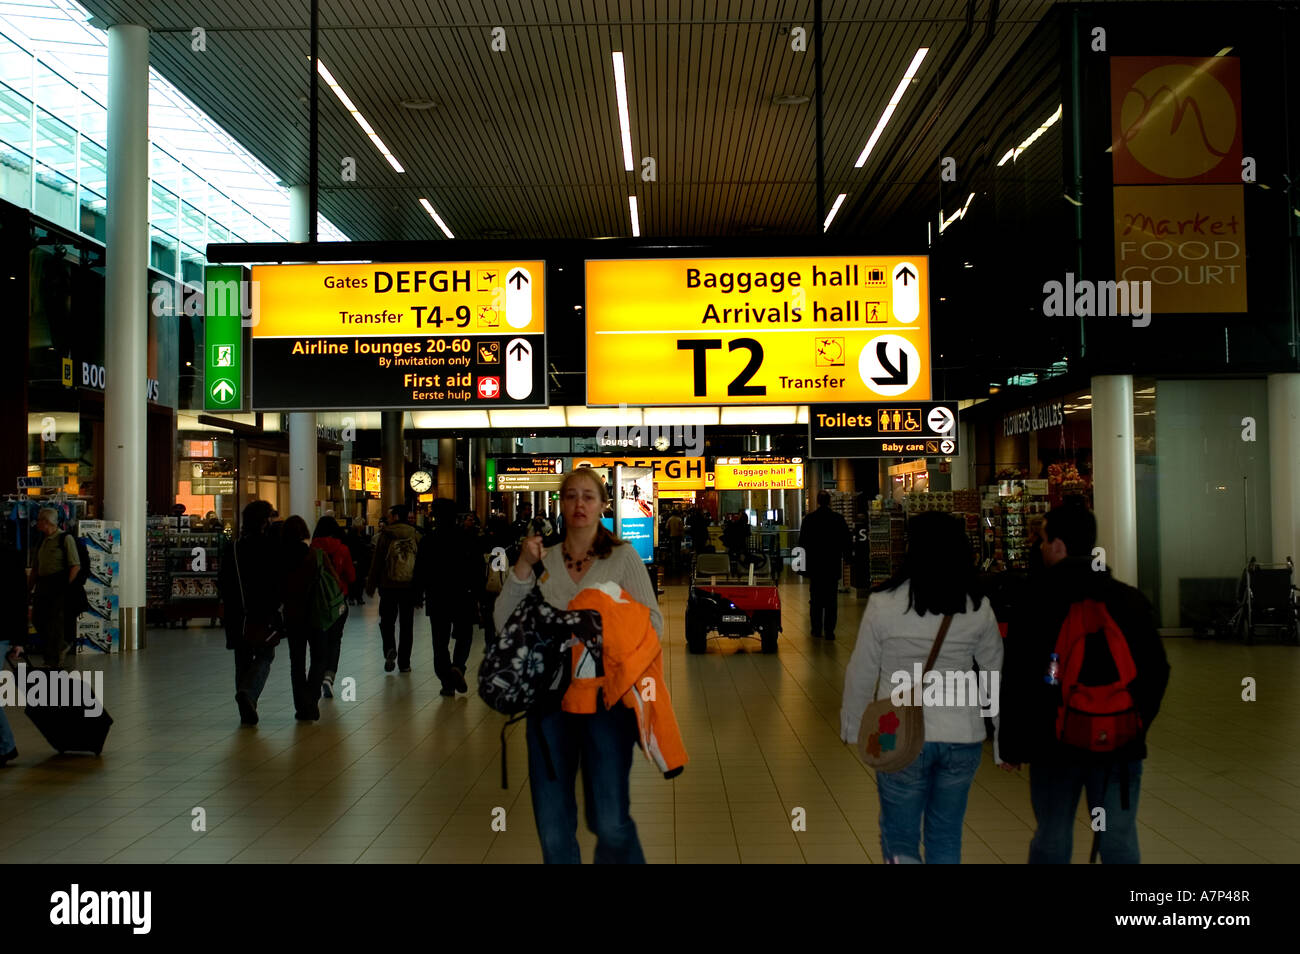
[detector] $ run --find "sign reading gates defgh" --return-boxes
[808,401,959,458]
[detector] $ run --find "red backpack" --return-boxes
[1054,599,1141,753]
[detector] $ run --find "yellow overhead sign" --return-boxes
[712,462,805,491]
[572,456,708,490]
[585,256,931,406]
[250,262,545,338]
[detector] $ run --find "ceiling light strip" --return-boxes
[854,47,929,168]
[997,104,1063,167]
[823,193,847,232]
[419,198,454,238]
[317,60,405,173]
[629,195,641,236]
[612,51,635,172]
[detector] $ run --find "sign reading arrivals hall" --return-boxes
[808,402,959,458]
[585,257,932,406]
[248,262,547,409]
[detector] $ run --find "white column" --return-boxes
[287,184,317,522]
[1268,373,1300,565]
[1091,375,1137,584]
[105,24,149,652]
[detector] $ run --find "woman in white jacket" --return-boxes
[842,512,1003,864]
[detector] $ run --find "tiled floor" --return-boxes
[1,578,1297,864]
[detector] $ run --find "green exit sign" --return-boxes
[485,458,497,493]
[204,265,244,410]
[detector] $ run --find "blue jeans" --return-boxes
[234,644,275,704]
[0,641,14,754]
[876,741,983,863]
[526,702,645,864]
[1028,758,1143,864]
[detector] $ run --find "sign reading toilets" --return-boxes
[248,261,547,409]
[1110,56,1246,313]
[585,256,932,405]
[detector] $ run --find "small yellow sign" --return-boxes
[61,357,73,388]
[571,456,708,490]
[585,256,931,406]
[712,462,805,490]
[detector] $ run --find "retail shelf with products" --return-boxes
[156,529,228,627]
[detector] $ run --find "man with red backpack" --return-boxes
[999,501,1169,864]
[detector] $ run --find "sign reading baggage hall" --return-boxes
[248,261,546,409]
[712,459,805,490]
[585,256,931,406]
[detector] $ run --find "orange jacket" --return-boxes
[563,583,688,778]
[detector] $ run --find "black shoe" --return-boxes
[450,666,468,694]
[295,706,320,721]
[824,632,836,641]
[399,666,411,674]
[384,650,397,673]
[439,685,455,697]
[811,629,823,638]
[0,747,17,766]
[235,692,258,725]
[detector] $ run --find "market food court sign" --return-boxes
[585,256,932,406]
[1111,56,1246,313]
[246,261,547,409]
[1003,401,1064,437]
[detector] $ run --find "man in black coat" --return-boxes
[999,502,1170,864]
[796,491,852,640]
[414,498,481,697]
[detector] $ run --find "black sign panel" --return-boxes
[249,332,546,410]
[808,401,959,458]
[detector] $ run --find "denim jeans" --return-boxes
[378,588,416,667]
[286,628,327,714]
[1028,758,1143,864]
[876,741,984,864]
[233,643,275,704]
[322,607,348,680]
[430,604,474,688]
[0,641,14,755]
[526,701,645,864]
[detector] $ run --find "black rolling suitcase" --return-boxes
[22,668,113,755]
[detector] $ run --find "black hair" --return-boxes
[241,500,273,538]
[876,511,983,617]
[313,515,342,541]
[390,504,410,521]
[281,515,310,544]
[817,490,831,507]
[1044,501,1097,558]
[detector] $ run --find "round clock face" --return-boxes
[653,435,670,451]
[409,470,433,493]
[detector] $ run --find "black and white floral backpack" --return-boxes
[478,587,603,787]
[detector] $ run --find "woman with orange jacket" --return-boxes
[493,467,671,864]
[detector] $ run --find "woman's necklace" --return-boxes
[563,542,594,573]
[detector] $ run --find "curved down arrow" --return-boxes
[870,341,908,386]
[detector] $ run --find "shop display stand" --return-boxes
[146,515,227,628]
[829,491,855,592]
[867,507,905,585]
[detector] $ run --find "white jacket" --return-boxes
[841,584,1004,750]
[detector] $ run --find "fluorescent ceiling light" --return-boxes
[823,193,847,231]
[629,195,640,237]
[854,47,928,168]
[317,60,404,173]
[409,410,489,429]
[419,198,454,238]
[565,406,643,427]
[489,408,568,428]
[720,406,799,425]
[997,103,1063,166]
[612,51,634,171]
[938,192,975,233]
[643,407,720,426]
